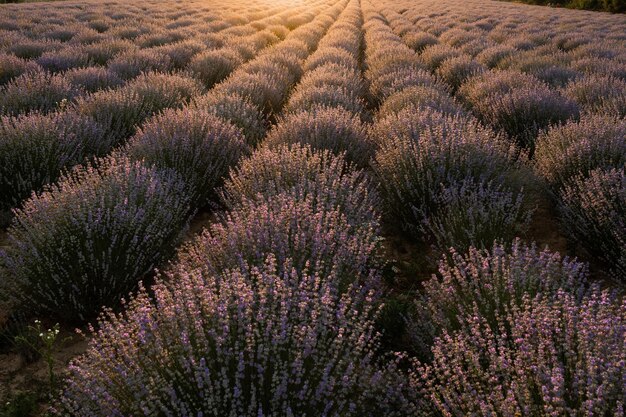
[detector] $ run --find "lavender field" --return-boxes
[0,0,624,415]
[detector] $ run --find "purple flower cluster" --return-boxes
[377,85,466,118]
[76,72,203,141]
[0,53,41,85]
[173,191,382,294]
[534,115,626,191]
[414,289,625,416]
[265,106,373,167]
[0,71,82,116]
[371,107,520,237]
[458,70,580,149]
[560,168,626,280]
[417,180,533,255]
[0,110,109,211]
[192,91,268,146]
[410,239,588,357]
[126,107,250,207]
[59,257,413,416]
[221,143,380,227]
[0,156,192,321]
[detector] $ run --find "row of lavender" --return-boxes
[378,0,626,280]
[0,0,335,216]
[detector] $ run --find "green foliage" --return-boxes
[0,392,38,417]
[502,0,625,13]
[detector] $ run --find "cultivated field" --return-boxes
[0,0,624,415]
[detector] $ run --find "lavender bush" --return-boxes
[377,85,466,118]
[0,53,41,85]
[173,192,382,293]
[371,108,520,236]
[218,72,288,114]
[127,107,249,207]
[36,47,92,73]
[0,156,191,321]
[0,71,81,116]
[221,143,380,227]
[415,289,625,416]
[188,48,243,88]
[64,67,124,93]
[264,106,373,167]
[435,55,486,91]
[191,92,268,146]
[403,31,438,52]
[410,240,588,357]
[419,44,463,71]
[418,179,533,255]
[534,115,626,191]
[562,74,626,118]
[76,72,202,141]
[58,257,413,416]
[107,49,172,80]
[459,70,580,149]
[559,168,626,280]
[475,44,517,68]
[296,63,366,98]
[0,111,109,211]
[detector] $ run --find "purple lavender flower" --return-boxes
[0,155,192,321]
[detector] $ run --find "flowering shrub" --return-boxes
[0,53,41,85]
[0,156,191,321]
[64,67,124,93]
[435,55,486,91]
[76,72,203,141]
[419,44,463,71]
[403,31,438,52]
[265,106,373,167]
[217,72,288,114]
[296,63,365,98]
[303,47,355,72]
[415,289,625,416]
[152,40,204,70]
[286,84,365,115]
[377,85,466,118]
[371,108,519,236]
[127,107,249,207]
[562,74,626,117]
[81,39,135,66]
[191,92,268,146]
[173,192,382,292]
[410,240,588,358]
[188,48,243,87]
[498,49,579,87]
[418,179,533,255]
[560,168,626,279]
[459,70,579,149]
[7,39,62,60]
[107,49,172,80]
[58,257,413,416]
[0,71,81,116]
[36,47,92,73]
[475,44,517,68]
[221,143,380,227]
[0,111,109,211]
[534,115,626,191]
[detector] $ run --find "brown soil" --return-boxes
[0,326,88,415]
